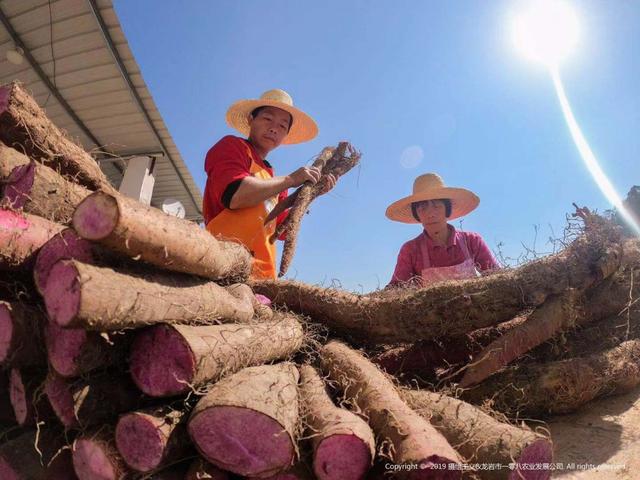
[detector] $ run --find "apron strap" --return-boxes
[458,232,473,261]
[417,232,432,270]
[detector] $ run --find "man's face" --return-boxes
[247,106,292,154]
[415,199,448,227]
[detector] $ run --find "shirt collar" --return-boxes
[422,224,457,248]
[243,138,273,170]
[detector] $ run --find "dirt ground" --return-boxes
[546,386,640,479]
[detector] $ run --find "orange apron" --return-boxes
[205,144,278,280]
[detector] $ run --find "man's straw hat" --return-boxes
[386,173,480,223]
[226,89,318,144]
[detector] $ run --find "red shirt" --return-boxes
[389,225,499,285]
[203,135,288,225]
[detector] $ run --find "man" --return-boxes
[203,89,335,279]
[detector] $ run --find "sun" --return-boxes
[512,0,579,67]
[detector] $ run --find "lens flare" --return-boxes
[550,68,640,235]
[513,1,639,235]
[512,0,579,67]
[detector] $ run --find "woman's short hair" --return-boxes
[411,199,452,221]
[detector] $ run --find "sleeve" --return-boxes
[205,136,252,209]
[388,242,418,286]
[468,233,500,272]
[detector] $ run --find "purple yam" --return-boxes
[43,260,81,327]
[0,303,12,363]
[3,162,34,209]
[72,438,121,480]
[44,374,76,428]
[72,193,119,240]
[314,434,371,480]
[34,229,93,293]
[188,406,294,477]
[509,439,553,480]
[129,325,195,397]
[115,413,166,472]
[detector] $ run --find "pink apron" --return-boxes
[419,233,479,285]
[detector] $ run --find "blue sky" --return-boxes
[114,1,640,292]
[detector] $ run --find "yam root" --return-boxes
[254,227,621,344]
[72,429,129,480]
[115,405,192,473]
[45,372,144,429]
[0,301,46,367]
[461,339,640,417]
[298,364,374,480]
[45,321,129,377]
[0,142,89,223]
[0,208,63,271]
[373,316,527,382]
[320,341,462,479]
[273,143,361,277]
[9,368,53,426]
[188,363,300,478]
[130,313,304,397]
[266,147,334,228]
[458,248,640,387]
[459,290,583,387]
[0,81,115,193]
[43,259,255,330]
[402,389,553,480]
[33,229,94,293]
[72,191,251,281]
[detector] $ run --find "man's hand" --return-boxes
[319,173,337,195]
[286,166,321,188]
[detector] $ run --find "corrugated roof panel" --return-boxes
[29,31,104,59]
[0,0,203,220]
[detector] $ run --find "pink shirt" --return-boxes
[389,225,499,286]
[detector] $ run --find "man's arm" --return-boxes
[229,166,323,209]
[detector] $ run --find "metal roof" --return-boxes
[0,0,203,220]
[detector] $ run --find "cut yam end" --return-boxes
[34,229,93,293]
[72,438,118,480]
[0,458,19,480]
[44,374,76,428]
[0,209,29,230]
[509,438,553,480]
[189,405,294,477]
[8,368,27,425]
[314,434,371,480]
[3,163,34,210]
[115,412,165,472]
[129,325,195,397]
[0,303,12,363]
[43,260,80,327]
[45,321,87,377]
[72,192,119,241]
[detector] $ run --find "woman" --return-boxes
[386,173,499,286]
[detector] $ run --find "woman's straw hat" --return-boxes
[226,89,318,144]
[385,173,480,223]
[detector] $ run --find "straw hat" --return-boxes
[385,173,480,223]
[225,89,318,145]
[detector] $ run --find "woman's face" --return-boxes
[415,199,447,227]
